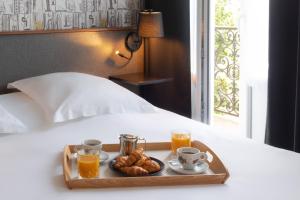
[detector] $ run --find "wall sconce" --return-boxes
[115,50,132,60]
[115,10,164,74]
[115,32,142,62]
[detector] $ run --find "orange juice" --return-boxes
[171,132,191,153]
[77,154,100,178]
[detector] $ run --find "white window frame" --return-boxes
[190,0,211,124]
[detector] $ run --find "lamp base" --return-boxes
[144,37,150,77]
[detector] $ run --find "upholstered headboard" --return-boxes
[0,31,143,94]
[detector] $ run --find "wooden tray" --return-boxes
[63,140,230,189]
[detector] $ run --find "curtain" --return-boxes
[266,0,300,152]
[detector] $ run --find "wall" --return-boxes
[146,0,191,117]
[247,80,268,143]
[239,0,269,139]
[0,0,192,117]
[0,31,144,93]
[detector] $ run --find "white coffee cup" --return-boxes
[83,139,102,152]
[177,147,208,170]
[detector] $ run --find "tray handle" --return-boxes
[192,140,230,183]
[63,146,73,189]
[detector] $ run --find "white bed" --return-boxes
[1,108,300,200]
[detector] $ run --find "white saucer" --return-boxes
[168,159,209,175]
[100,151,109,164]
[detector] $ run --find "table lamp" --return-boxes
[138,10,164,76]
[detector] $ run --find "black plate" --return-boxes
[109,157,165,177]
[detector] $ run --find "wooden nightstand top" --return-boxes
[109,73,172,86]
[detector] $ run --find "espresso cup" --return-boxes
[177,147,208,170]
[83,139,102,153]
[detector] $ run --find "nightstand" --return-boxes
[109,73,173,108]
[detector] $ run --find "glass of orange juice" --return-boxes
[171,130,191,153]
[77,140,101,178]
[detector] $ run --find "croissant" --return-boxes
[141,160,161,173]
[113,148,144,169]
[113,156,129,169]
[113,147,161,176]
[119,166,149,176]
[126,148,144,166]
[135,154,151,167]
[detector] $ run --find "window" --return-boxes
[191,0,269,141]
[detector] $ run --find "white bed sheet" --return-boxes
[1,109,300,200]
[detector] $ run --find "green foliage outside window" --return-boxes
[214,0,240,116]
[215,0,235,27]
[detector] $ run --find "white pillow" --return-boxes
[0,104,27,134]
[0,92,48,131]
[8,72,155,123]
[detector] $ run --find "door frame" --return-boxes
[190,0,212,124]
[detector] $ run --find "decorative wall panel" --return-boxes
[0,0,141,33]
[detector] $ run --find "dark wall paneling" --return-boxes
[0,31,144,93]
[146,0,191,117]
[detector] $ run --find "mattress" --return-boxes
[1,109,299,200]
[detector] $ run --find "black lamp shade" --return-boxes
[138,11,164,38]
